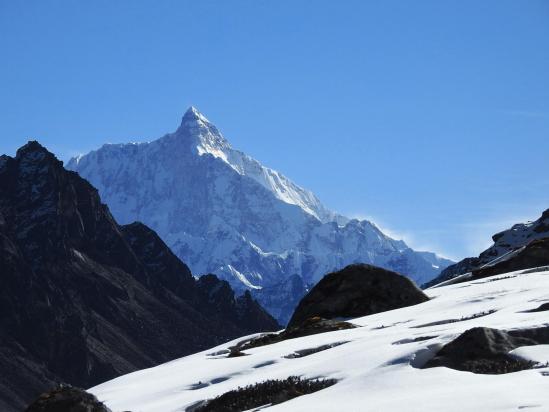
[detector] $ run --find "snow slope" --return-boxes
[67,107,452,323]
[91,267,549,412]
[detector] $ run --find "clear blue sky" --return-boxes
[1,0,548,260]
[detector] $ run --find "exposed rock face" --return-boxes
[472,237,549,280]
[287,264,429,328]
[428,236,549,288]
[25,386,111,412]
[423,326,549,374]
[426,209,549,287]
[67,107,452,324]
[480,209,549,262]
[0,142,279,412]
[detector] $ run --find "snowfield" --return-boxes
[91,268,549,412]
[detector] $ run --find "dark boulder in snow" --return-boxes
[423,326,549,374]
[25,385,111,412]
[287,264,429,328]
[526,302,549,312]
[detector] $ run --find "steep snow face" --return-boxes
[183,107,341,223]
[67,107,452,322]
[90,267,549,412]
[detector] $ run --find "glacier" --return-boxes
[67,107,452,323]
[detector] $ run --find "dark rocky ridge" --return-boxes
[426,236,549,288]
[423,326,549,374]
[0,142,279,412]
[425,208,549,288]
[472,237,549,280]
[288,264,429,328]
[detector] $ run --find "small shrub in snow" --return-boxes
[193,376,337,412]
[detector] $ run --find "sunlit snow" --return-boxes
[91,267,549,412]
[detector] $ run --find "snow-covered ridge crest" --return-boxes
[172,106,339,223]
[70,106,333,222]
[176,106,233,164]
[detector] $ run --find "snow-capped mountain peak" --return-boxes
[182,105,210,125]
[174,106,232,161]
[67,107,453,323]
[172,107,336,223]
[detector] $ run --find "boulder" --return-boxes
[423,326,549,374]
[287,264,429,328]
[25,386,111,412]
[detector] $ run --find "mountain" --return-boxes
[90,265,549,411]
[0,142,279,412]
[67,107,453,323]
[425,208,549,287]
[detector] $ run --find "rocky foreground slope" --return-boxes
[67,107,452,323]
[91,266,549,411]
[0,142,278,412]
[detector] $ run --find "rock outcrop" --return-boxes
[287,264,429,328]
[472,237,549,280]
[426,209,549,287]
[423,326,549,374]
[25,386,111,412]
